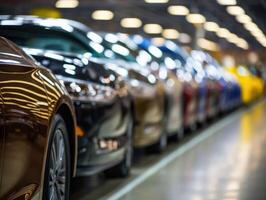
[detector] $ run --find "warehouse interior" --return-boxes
[0,0,265,200]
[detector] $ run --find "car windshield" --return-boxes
[0,25,92,54]
[0,24,129,61]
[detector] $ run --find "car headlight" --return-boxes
[56,75,117,103]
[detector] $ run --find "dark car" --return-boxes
[0,16,134,177]
[0,37,77,199]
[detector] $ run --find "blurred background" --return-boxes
[0,1,265,200]
[0,0,266,65]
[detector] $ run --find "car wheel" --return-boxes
[175,126,184,141]
[153,132,167,153]
[43,114,70,200]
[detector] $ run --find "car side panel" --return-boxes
[0,91,4,194]
[0,66,49,200]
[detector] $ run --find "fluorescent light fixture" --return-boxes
[226,6,245,16]
[236,14,251,24]
[244,22,258,31]
[168,5,189,16]
[162,29,179,39]
[91,10,114,20]
[143,24,162,34]
[152,37,166,45]
[217,0,236,5]
[204,21,219,32]
[179,33,191,43]
[120,18,142,28]
[186,13,206,24]
[216,28,231,38]
[227,33,239,43]
[144,0,169,3]
[236,38,249,49]
[197,38,220,51]
[251,30,264,38]
[55,0,79,8]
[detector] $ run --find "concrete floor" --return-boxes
[71,101,266,200]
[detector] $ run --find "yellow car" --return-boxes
[225,65,264,104]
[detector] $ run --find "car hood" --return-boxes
[23,48,121,88]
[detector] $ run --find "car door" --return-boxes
[0,39,50,199]
[0,90,4,193]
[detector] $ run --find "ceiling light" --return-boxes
[120,18,142,28]
[197,38,220,51]
[162,29,179,39]
[217,0,236,5]
[226,6,245,16]
[91,10,114,20]
[55,0,79,8]
[236,14,251,24]
[244,22,258,31]
[179,33,191,43]
[168,5,189,16]
[251,30,264,38]
[204,21,219,32]
[227,33,239,43]
[216,28,231,38]
[236,38,249,49]
[186,13,206,24]
[144,0,169,3]
[152,37,166,45]
[143,24,162,34]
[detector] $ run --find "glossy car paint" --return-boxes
[0,37,77,199]
[95,33,169,146]
[126,37,184,135]
[226,65,264,104]
[155,42,202,127]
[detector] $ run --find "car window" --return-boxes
[0,26,89,55]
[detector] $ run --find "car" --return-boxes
[154,40,205,127]
[225,64,262,104]
[120,36,189,136]
[248,65,265,100]
[0,16,134,177]
[99,33,184,140]
[0,37,77,199]
[202,52,242,111]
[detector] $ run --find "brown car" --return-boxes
[0,37,77,199]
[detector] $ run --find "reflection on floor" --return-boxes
[71,101,266,200]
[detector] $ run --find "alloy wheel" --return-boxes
[48,129,66,200]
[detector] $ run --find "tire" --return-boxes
[174,126,184,141]
[43,114,71,200]
[189,122,197,132]
[152,132,167,153]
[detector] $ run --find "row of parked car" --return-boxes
[0,16,265,200]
